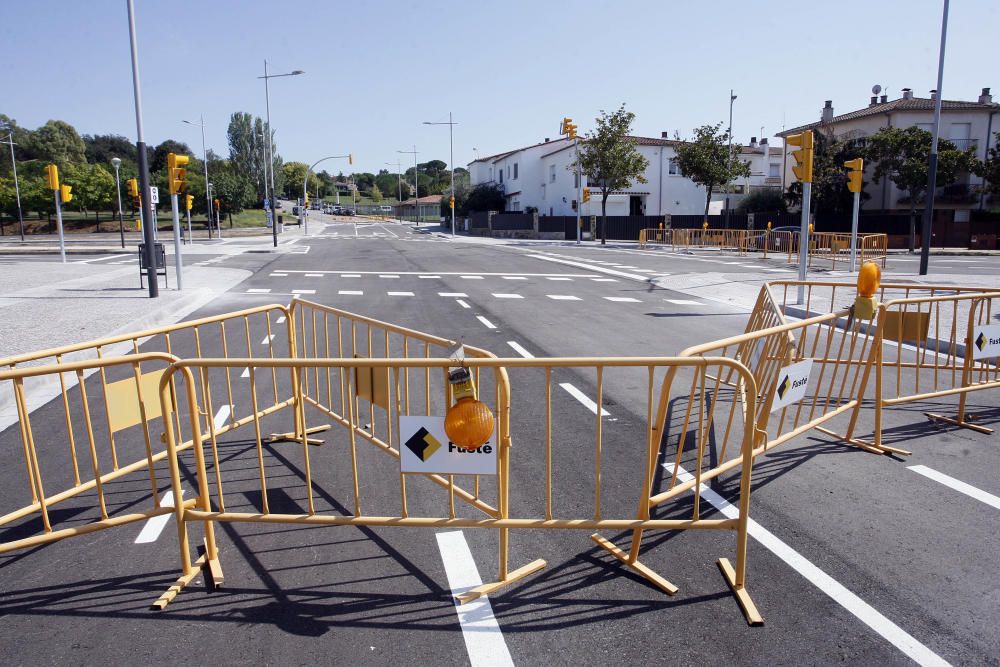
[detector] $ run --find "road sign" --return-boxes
[971,324,1000,360]
[399,416,496,475]
[149,186,159,204]
[771,359,813,413]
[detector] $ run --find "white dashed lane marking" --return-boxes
[456,299,471,309]
[492,294,524,299]
[260,334,275,345]
[439,292,468,297]
[503,276,528,280]
[604,297,641,302]
[506,341,534,358]
[461,275,484,280]
[476,316,497,329]
[246,288,271,294]
[909,465,1000,510]
[665,299,703,305]
[388,291,414,296]
[339,290,363,295]
[547,295,582,301]
[560,382,610,416]
[292,289,315,295]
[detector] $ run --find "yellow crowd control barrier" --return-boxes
[806,232,887,270]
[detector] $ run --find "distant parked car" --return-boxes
[380,205,392,213]
[344,208,356,216]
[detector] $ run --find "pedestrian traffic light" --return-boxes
[167,153,190,194]
[844,158,863,193]
[44,164,59,190]
[786,130,814,183]
[185,194,194,210]
[60,184,73,203]
[582,187,591,203]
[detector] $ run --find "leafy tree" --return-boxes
[64,163,115,221]
[673,122,751,223]
[784,133,868,216]
[150,140,192,173]
[736,188,787,214]
[422,159,448,177]
[281,161,321,199]
[83,134,137,166]
[375,171,403,201]
[461,182,505,215]
[369,184,383,203]
[975,131,1000,199]
[0,115,34,175]
[211,161,257,214]
[865,126,980,250]
[576,104,650,243]
[227,111,279,202]
[29,120,87,165]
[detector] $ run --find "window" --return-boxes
[507,166,510,180]
[574,171,579,188]
[513,163,518,179]
[549,165,556,183]
[499,168,503,184]
[769,163,781,178]
[541,183,546,200]
[668,159,680,175]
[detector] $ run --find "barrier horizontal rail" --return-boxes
[155,354,764,624]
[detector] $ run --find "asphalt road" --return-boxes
[1,220,998,666]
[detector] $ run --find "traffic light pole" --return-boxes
[170,193,184,290]
[575,139,582,244]
[127,0,157,298]
[186,207,192,245]
[53,189,66,264]
[849,190,861,273]
[796,182,811,304]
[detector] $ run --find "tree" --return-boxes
[784,133,867,216]
[975,131,1000,199]
[64,163,115,221]
[227,112,279,202]
[150,140,192,173]
[29,120,87,165]
[576,104,650,244]
[353,172,376,192]
[737,189,787,214]
[865,126,980,251]
[673,122,751,223]
[281,161,319,199]
[375,172,402,201]
[83,134,137,166]
[461,182,505,215]
[211,160,257,214]
[369,184,383,203]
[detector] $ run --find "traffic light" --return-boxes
[582,188,591,203]
[348,154,353,165]
[44,164,59,190]
[167,152,190,194]
[185,194,194,210]
[60,184,73,203]
[449,195,455,209]
[560,117,577,140]
[844,158,864,193]
[126,177,139,200]
[786,130,814,183]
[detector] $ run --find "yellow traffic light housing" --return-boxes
[44,164,60,190]
[60,184,73,203]
[348,153,353,165]
[560,117,572,134]
[167,152,190,194]
[449,195,455,209]
[844,157,863,193]
[787,130,814,183]
[185,194,194,210]
[582,188,591,203]
[127,178,139,198]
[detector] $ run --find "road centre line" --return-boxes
[503,276,528,280]
[240,367,250,378]
[547,295,581,301]
[439,292,468,297]
[665,299,703,305]
[435,531,515,667]
[134,490,184,544]
[291,289,315,295]
[476,315,497,329]
[669,464,948,666]
[908,465,1000,510]
[506,341,534,358]
[246,288,271,294]
[604,296,641,302]
[524,253,649,281]
[559,382,610,416]
[388,291,414,296]
[492,293,524,299]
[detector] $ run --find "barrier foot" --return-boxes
[204,538,224,587]
[816,427,912,456]
[455,558,547,605]
[269,424,331,446]
[718,558,763,627]
[152,553,208,611]
[924,412,994,435]
[591,533,678,595]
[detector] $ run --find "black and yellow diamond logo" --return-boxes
[404,427,442,462]
[975,331,986,352]
[777,375,790,400]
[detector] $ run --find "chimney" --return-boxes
[870,96,878,106]
[544,137,550,143]
[902,87,913,100]
[760,138,769,149]
[822,100,834,123]
[879,94,888,104]
[930,89,937,100]
[979,87,993,104]
[661,131,669,138]
[750,136,758,148]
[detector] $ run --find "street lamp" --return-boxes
[183,116,212,240]
[0,129,25,241]
[397,146,418,225]
[385,161,403,218]
[423,112,458,236]
[301,154,351,234]
[111,157,125,248]
[725,90,737,229]
[257,61,304,247]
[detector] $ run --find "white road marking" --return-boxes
[272,270,595,277]
[492,293,524,299]
[212,404,232,429]
[559,382,610,416]
[134,490,184,544]
[669,464,948,667]
[77,254,131,264]
[304,273,323,277]
[461,275,485,280]
[275,316,286,324]
[604,297,641,302]
[339,290,363,295]
[909,465,1000,510]
[591,278,618,282]
[270,273,288,277]
[502,276,528,280]
[260,334,275,345]
[439,292,468,297]
[419,275,440,279]
[246,288,271,294]
[379,274,400,278]
[240,367,250,378]
[546,276,573,281]
[291,289,316,295]
[476,316,497,329]
[342,273,361,278]
[665,299,702,305]
[456,299,471,309]
[387,291,414,296]
[435,531,515,667]
[547,295,581,301]
[506,341,534,358]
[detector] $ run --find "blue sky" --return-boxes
[3,0,996,174]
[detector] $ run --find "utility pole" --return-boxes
[423,114,458,235]
[126,0,157,297]
[0,132,24,241]
[725,90,737,230]
[397,147,419,225]
[920,0,950,276]
[258,61,305,247]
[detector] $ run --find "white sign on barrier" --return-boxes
[971,324,1000,360]
[399,416,497,475]
[771,359,813,413]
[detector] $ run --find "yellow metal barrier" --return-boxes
[641,228,750,254]
[807,232,888,270]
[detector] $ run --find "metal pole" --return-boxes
[170,193,183,289]
[849,189,860,273]
[113,163,125,248]
[449,113,456,235]
[264,60,278,248]
[726,90,735,229]
[186,206,192,245]
[576,139,582,244]
[126,0,157,298]
[54,189,66,263]
[4,135,24,241]
[919,0,950,276]
[796,181,811,304]
[200,117,211,240]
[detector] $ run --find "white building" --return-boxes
[777,87,999,212]
[469,133,782,217]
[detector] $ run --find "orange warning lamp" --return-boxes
[444,367,494,449]
[853,261,881,320]
[766,221,772,231]
[702,221,708,230]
